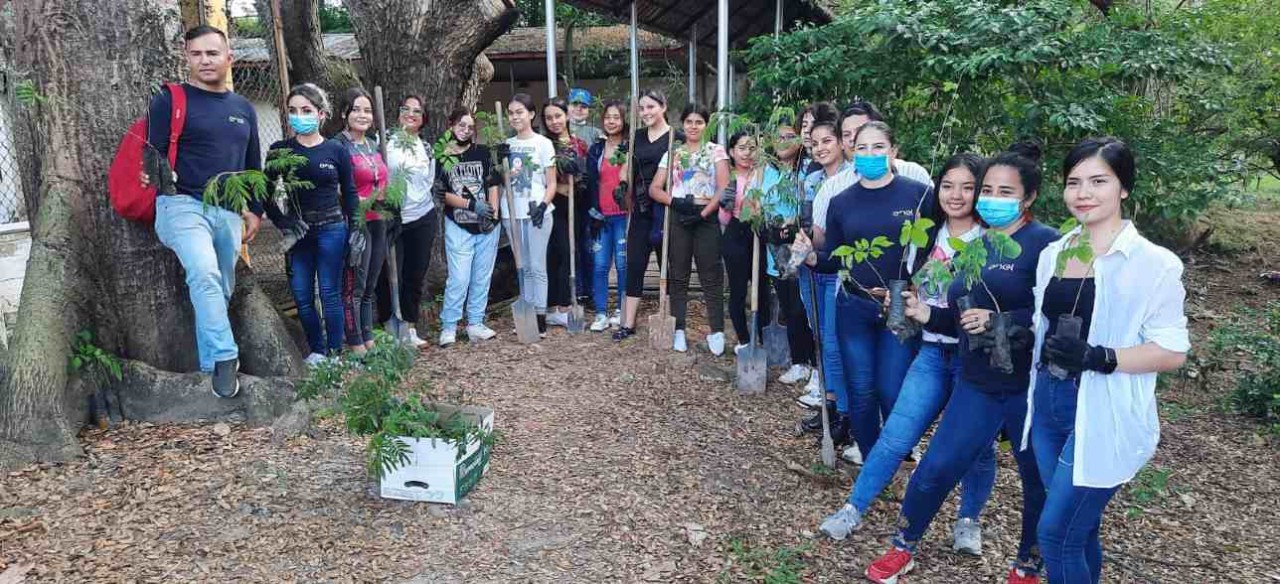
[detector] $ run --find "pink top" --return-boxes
[597,158,625,216]
[719,171,752,226]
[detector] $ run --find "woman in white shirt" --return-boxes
[1027,137,1189,583]
[384,94,436,349]
[503,93,558,337]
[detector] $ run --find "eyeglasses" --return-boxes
[399,106,424,116]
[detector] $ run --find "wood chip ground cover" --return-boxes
[2,253,1278,582]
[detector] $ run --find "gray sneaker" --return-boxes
[819,503,863,541]
[952,517,982,556]
[211,358,240,399]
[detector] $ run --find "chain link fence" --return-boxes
[0,83,28,226]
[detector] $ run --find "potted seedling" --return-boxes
[1048,218,1095,380]
[917,231,1023,373]
[889,217,937,333]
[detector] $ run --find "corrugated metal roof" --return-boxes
[557,0,834,48]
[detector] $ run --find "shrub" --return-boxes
[1209,302,1280,432]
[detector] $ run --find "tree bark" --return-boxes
[0,0,303,469]
[342,0,518,136]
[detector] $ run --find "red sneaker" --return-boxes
[1006,567,1040,584]
[865,547,914,584]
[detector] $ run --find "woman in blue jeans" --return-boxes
[804,121,931,460]
[1028,138,1188,584]
[861,142,1060,584]
[583,99,630,332]
[263,83,356,364]
[819,153,995,555]
[435,108,502,346]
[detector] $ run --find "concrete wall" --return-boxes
[0,222,30,347]
[0,99,28,224]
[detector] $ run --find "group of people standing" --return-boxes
[155,25,1189,584]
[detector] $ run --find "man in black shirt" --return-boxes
[147,26,263,398]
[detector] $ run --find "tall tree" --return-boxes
[254,0,360,94]
[0,0,301,468]
[342,0,518,135]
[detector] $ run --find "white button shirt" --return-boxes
[1022,221,1190,488]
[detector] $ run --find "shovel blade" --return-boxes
[512,299,540,344]
[647,314,675,350]
[567,305,586,334]
[763,324,790,367]
[735,346,768,394]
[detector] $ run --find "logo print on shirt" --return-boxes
[228,115,247,125]
[893,208,915,218]
[319,162,336,170]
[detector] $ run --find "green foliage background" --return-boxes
[739,0,1275,245]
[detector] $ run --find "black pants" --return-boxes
[722,218,769,344]
[575,193,594,303]
[343,218,387,345]
[547,194,573,307]
[376,209,438,325]
[667,213,724,332]
[624,211,657,298]
[772,275,815,365]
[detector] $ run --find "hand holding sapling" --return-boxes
[1045,335,1116,374]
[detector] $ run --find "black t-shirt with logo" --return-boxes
[263,137,355,227]
[435,143,500,234]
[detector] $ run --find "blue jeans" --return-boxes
[590,215,627,314]
[1032,369,1120,584]
[799,269,848,413]
[848,343,996,520]
[440,220,501,330]
[154,195,242,372]
[896,378,1046,568]
[288,222,348,355]
[836,292,919,456]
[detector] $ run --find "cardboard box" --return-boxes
[378,403,494,504]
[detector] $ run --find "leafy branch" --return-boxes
[831,236,894,292]
[68,330,123,383]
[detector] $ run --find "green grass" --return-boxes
[1124,466,1174,518]
[717,538,810,584]
[1253,174,1280,202]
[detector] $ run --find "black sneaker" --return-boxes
[611,326,636,342]
[800,401,838,433]
[212,358,240,399]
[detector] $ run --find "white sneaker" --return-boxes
[819,504,863,541]
[590,314,610,332]
[609,309,621,327]
[797,377,823,408]
[733,343,749,355]
[779,364,812,385]
[304,353,327,366]
[952,518,983,556]
[805,372,822,394]
[439,328,457,347]
[910,443,925,464]
[405,327,428,349]
[546,311,569,328]
[466,323,497,340]
[841,445,864,465]
[707,332,725,356]
[673,330,687,352]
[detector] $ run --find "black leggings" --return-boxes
[343,219,387,345]
[722,218,769,344]
[624,211,657,298]
[667,214,724,332]
[772,275,815,366]
[378,209,438,324]
[547,194,572,307]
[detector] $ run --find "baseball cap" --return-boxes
[568,88,592,105]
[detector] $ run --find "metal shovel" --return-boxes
[374,87,404,328]
[647,131,677,350]
[496,101,540,344]
[806,268,837,468]
[736,234,768,394]
[763,289,790,367]
[566,175,585,333]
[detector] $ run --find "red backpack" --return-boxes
[107,83,186,222]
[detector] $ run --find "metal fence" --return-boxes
[0,90,28,226]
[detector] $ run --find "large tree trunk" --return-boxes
[254,0,361,94]
[0,0,303,469]
[342,0,517,136]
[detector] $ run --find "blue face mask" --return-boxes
[289,114,320,135]
[976,196,1023,228]
[854,153,891,181]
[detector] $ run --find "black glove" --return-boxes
[1009,324,1034,352]
[347,227,368,267]
[617,141,629,156]
[767,224,795,246]
[1044,335,1115,374]
[529,201,548,228]
[469,197,494,221]
[613,180,629,208]
[968,328,996,353]
[494,143,511,160]
[719,185,737,213]
[670,196,697,216]
[799,200,814,231]
[556,155,582,177]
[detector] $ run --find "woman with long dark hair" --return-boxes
[613,89,682,342]
[541,97,589,329]
[264,83,355,364]
[649,102,727,353]
[436,107,502,346]
[503,93,558,337]
[720,131,769,353]
[583,99,630,331]
[335,87,389,354]
[383,93,437,349]
[859,142,1059,584]
[1028,137,1188,583]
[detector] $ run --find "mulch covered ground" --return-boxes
[2,247,1279,582]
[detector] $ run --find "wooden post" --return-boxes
[269,0,292,138]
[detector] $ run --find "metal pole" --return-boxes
[717,0,728,142]
[775,0,783,38]
[629,2,639,104]
[545,0,558,98]
[688,25,697,104]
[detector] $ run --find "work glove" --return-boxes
[346,227,368,267]
[799,200,814,231]
[469,197,494,221]
[556,155,582,177]
[670,196,697,216]
[719,184,737,213]
[613,180,629,208]
[968,328,996,354]
[529,201,548,228]
[1044,335,1113,374]
[1008,323,1035,353]
[494,143,511,161]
